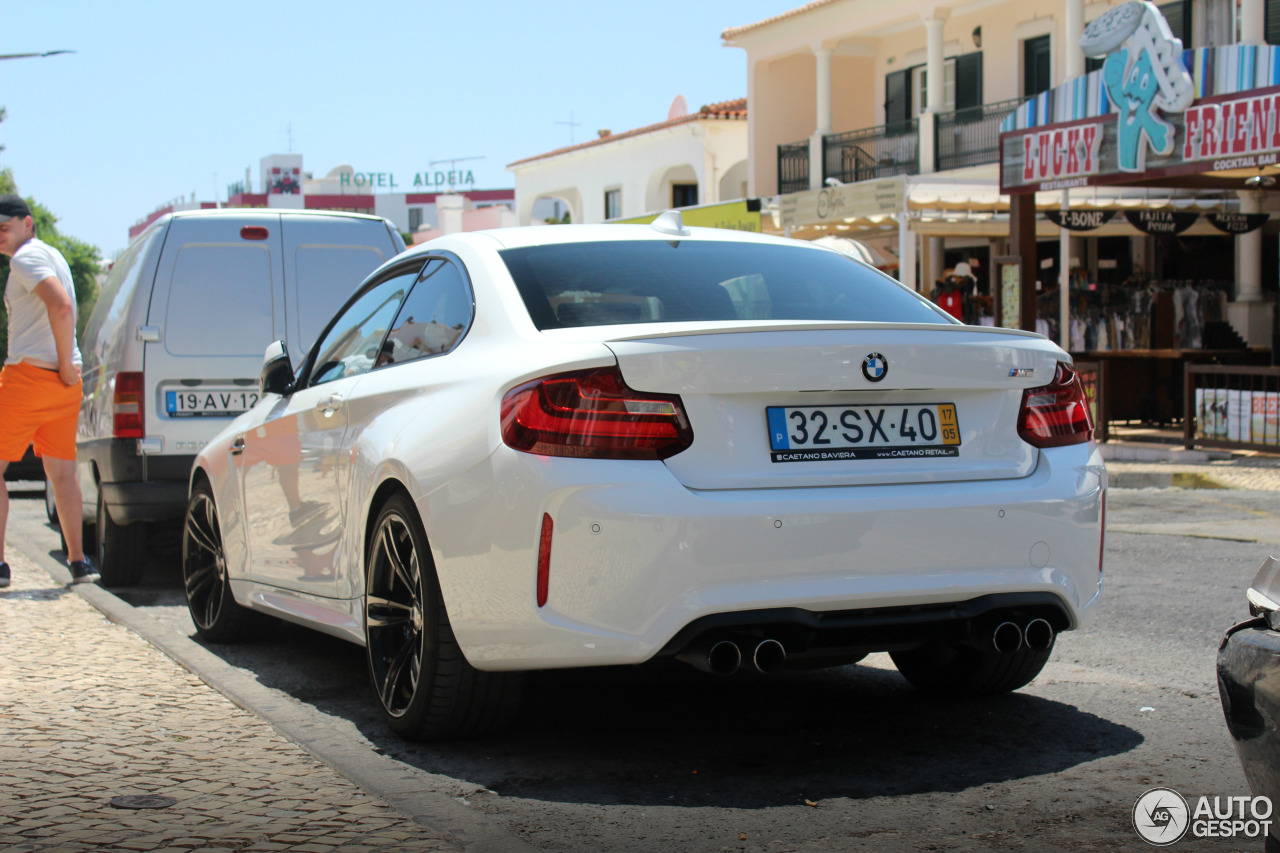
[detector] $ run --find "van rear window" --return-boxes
[165,245,274,356]
[294,246,389,355]
[499,240,954,330]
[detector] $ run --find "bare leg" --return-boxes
[0,460,8,564]
[42,457,83,563]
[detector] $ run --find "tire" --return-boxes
[890,636,1054,697]
[96,487,147,587]
[364,492,523,740]
[182,481,271,643]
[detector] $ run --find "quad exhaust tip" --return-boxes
[708,640,743,675]
[678,637,788,675]
[1023,618,1055,650]
[752,639,787,673]
[990,619,1055,653]
[992,621,1023,653]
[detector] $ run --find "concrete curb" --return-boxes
[13,517,538,853]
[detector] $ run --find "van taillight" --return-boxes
[240,226,269,240]
[1017,362,1094,448]
[113,372,144,438]
[501,366,693,460]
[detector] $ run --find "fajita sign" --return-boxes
[1124,209,1200,234]
[1001,2,1280,193]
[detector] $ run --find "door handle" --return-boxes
[230,435,245,455]
[316,393,344,416]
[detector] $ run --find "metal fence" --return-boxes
[935,98,1022,172]
[821,120,919,185]
[777,141,810,195]
[1183,364,1280,451]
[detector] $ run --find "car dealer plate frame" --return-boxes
[767,403,961,462]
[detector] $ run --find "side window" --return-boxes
[308,263,422,387]
[378,259,473,367]
[82,228,159,368]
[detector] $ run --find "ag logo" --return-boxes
[1133,787,1190,845]
[862,353,888,383]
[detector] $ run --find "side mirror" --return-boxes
[1248,556,1280,629]
[260,340,294,396]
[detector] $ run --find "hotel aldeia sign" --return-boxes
[339,170,478,189]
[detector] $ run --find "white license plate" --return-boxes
[767,403,961,462]
[165,388,260,418]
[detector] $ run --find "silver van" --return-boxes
[74,209,405,585]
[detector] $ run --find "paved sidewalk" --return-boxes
[0,548,464,853]
[1103,441,1280,490]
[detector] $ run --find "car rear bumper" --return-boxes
[79,438,195,524]
[1218,618,1280,844]
[425,442,1106,671]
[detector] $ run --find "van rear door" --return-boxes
[280,214,399,358]
[144,213,287,457]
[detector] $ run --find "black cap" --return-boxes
[0,194,32,222]
[0,192,32,220]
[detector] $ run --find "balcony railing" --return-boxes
[777,141,810,195]
[934,98,1022,172]
[822,120,920,185]
[775,99,1024,195]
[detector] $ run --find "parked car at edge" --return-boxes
[1218,556,1280,853]
[184,215,1107,740]
[75,209,404,585]
[4,445,45,482]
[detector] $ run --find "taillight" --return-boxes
[1017,362,1094,448]
[113,372,144,438]
[501,366,693,460]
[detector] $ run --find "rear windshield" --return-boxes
[500,240,954,330]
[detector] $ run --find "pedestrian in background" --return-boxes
[0,193,98,587]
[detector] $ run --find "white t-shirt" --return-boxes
[4,237,82,369]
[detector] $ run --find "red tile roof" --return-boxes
[507,99,747,168]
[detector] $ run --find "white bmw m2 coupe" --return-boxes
[183,214,1105,740]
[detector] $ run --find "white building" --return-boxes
[508,97,750,226]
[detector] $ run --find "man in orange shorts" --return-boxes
[0,193,97,586]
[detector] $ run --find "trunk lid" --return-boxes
[602,322,1064,490]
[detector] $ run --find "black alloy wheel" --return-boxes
[365,506,425,721]
[364,492,523,740]
[182,482,268,643]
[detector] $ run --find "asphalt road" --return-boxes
[7,483,1276,852]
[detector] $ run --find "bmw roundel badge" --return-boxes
[862,353,888,382]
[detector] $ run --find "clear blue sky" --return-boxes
[1,0,789,259]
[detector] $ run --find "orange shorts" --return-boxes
[0,362,82,462]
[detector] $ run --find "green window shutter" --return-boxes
[1267,0,1280,45]
[885,69,910,126]
[955,52,983,111]
[1158,0,1191,45]
[1024,35,1052,96]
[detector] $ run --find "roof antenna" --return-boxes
[649,209,690,236]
